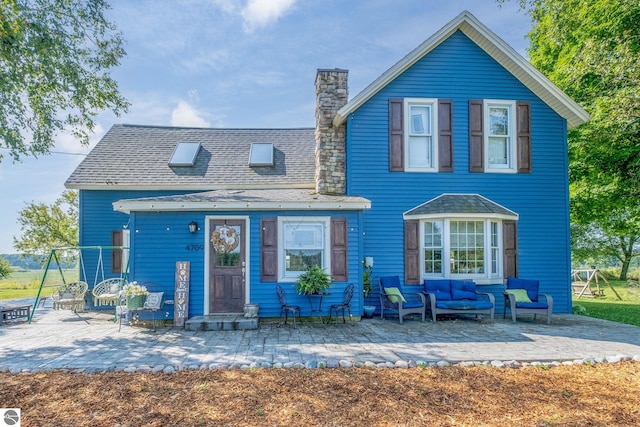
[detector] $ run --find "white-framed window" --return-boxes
[278,216,331,281]
[484,100,516,172]
[405,98,438,172]
[421,218,502,281]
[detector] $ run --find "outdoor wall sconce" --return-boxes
[188,221,198,234]
[364,257,374,268]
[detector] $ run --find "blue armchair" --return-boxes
[379,276,425,324]
[504,278,553,324]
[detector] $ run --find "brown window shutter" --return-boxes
[502,220,518,279]
[516,101,532,173]
[438,99,453,172]
[404,220,420,284]
[389,98,404,171]
[469,100,484,172]
[261,218,278,282]
[331,218,348,282]
[111,230,123,273]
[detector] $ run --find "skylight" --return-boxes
[169,142,201,167]
[249,143,274,166]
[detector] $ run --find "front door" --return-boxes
[209,219,245,313]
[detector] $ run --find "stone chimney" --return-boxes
[315,69,348,195]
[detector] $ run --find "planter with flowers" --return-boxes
[121,282,149,309]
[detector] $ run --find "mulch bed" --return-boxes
[1,363,639,426]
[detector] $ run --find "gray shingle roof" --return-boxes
[65,125,315,189]
[404,194,517,217]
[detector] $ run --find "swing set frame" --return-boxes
[29,246,130,323]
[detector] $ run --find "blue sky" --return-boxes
[0,0,532,254]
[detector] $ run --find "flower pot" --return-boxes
[363,306,375,318]
[126,295,145,310]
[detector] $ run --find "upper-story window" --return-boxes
[389,98,452,173]
[484,100,517,172]
[405,98,438,172]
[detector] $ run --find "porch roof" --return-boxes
[403,194,518,219]
[113,189,371,213]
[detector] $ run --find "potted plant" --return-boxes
[121,282,149,309]
[362,259,375,318]
[295,265,332,295]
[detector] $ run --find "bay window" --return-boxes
[421,218,502,280]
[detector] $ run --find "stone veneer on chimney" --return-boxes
[315,69,348,195]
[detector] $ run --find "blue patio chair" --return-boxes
[379,276,425,324]
[504,278,553,324]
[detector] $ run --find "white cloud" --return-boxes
[53,123,105,155]
[180,48,233,74]
[209,0,239,14]
[241,0,296,32]
[171,100,211,127]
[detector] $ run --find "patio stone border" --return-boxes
[2,354,639,375]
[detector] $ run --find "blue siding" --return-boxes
[346,31,572,312]
[79,190,365,319]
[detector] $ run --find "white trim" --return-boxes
[121,229,130,275]
[420,218,503,283]
[333,10,589,129]
[203,215,250,315]
[114,199,370,214]
[404,212,517,221]
[404,98,439,172]
[484,100,517,173]
[277,216,331,283]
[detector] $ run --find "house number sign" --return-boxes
[174,261,190,327]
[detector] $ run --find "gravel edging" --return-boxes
[2,354,640,374]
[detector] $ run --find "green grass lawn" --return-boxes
[0,269,78,301]
[573,279,640,326]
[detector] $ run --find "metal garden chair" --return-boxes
[328,283,355,325]
[276,284,301,328]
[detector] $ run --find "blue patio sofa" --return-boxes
[423,279,495,322]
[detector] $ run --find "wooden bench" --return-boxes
[1,305,31,323]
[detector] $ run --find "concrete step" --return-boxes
[185,315,258,331]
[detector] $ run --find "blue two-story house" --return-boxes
[65,11,588,322]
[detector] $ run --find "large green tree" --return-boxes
[502,0,640,278]
[0,0,128,162]
[13,190,78,258]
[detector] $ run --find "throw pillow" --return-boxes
[506,289,532,303]
[384,287,407,303]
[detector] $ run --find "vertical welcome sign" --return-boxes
[174,261,190,327]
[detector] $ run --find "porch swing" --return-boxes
[29,246,129,323]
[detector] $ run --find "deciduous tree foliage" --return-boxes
[502,0,640,278]
[13,190,78,259]
[0,256,11,279]
[0,0,128,162]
